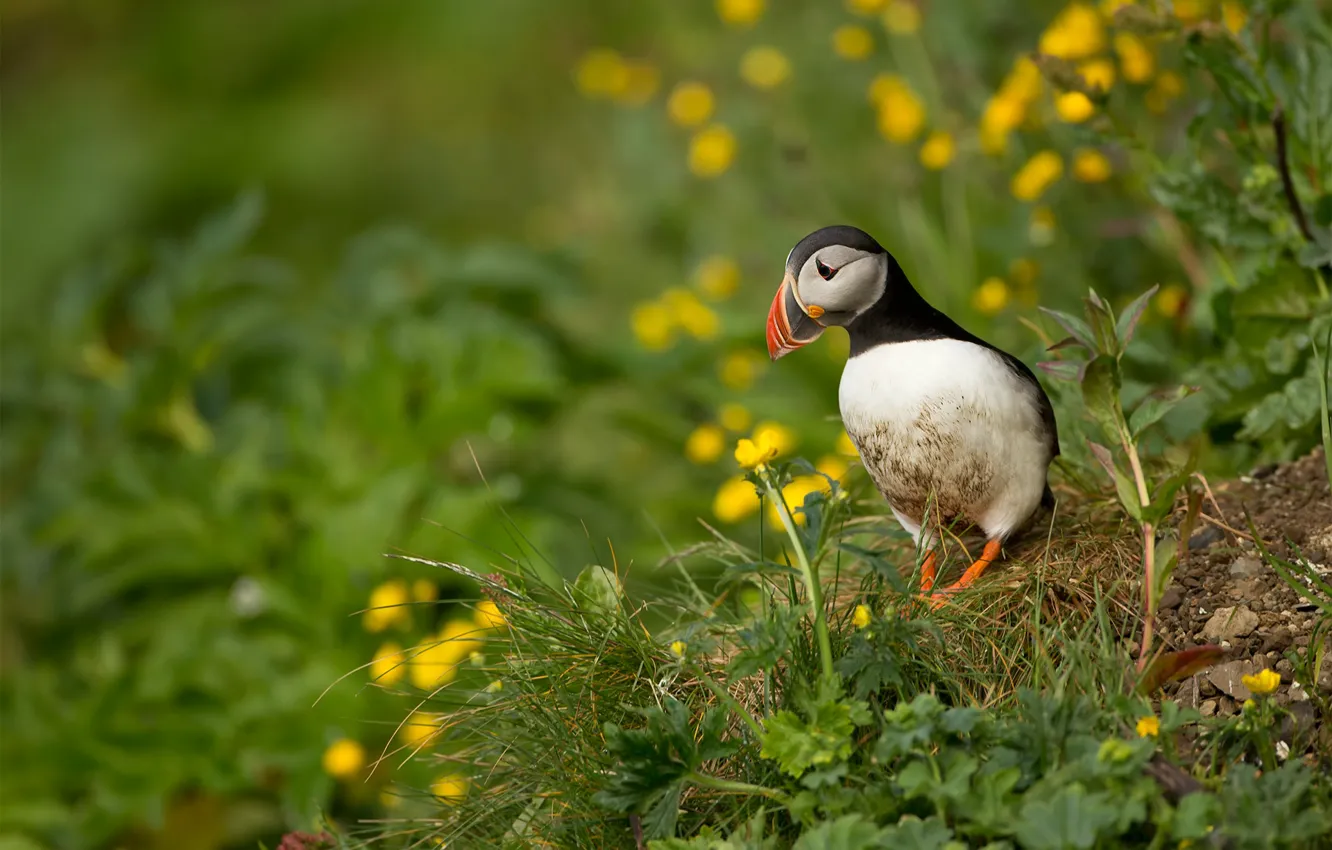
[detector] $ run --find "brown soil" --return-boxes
[1156,446,1331,739]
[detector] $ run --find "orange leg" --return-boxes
[930,538,1003,608]
[918,551,938,594]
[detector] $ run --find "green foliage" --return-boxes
[759,677,871,780]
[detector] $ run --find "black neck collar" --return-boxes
[846,256,982,357]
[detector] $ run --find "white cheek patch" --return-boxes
[797,254,884,317]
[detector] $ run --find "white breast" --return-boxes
[839,338,1051,544]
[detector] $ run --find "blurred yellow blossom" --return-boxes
[720,403,753,432]
[918,130,955,169]
[686,423,727,464]
[441,618,483,659]
[614,61,661,106]
[670,639,687,657]
[768,475,827,525]
[852,604,872,628]
[409,640,459,690]
[1079,58,1116,92]
[848,0,887,13]
[836,430,858,457]
[663,288,721,339]
[1055,91,1095,122]
[631,301,676,351]
[322,738,365,780]
[1146,70,1183,113]
[1136,715,1160,738]
[1172,0,1207,23]
[1011,151,1064,201]
[695,255,741,299]
[432,774,469,803]
[720,349,764,389]
[1039,3,1105,59]
[1073,148,1112,182]
[973,277,1011,315]
[412,579,436,603]
[1155,283,1188,318]
[364,580,410,633]
[1099,0,1133,15]
[883,0,921,33]
[475,598,506,630]
[833,25,875,60]
[400,711,443,748]
[735,433,780,469]
[752,421,796,455]
[1009,257,1039,286]
[1222,1,1247,34]
[718,0,765,26]
[873,75,925,143]
[689,124,737,177]
[741,46,792,89]
[816,455,850,482]
[575,48,628,98]
[979,57,1044,154]
[370,642,405,686]
[1029,206,1056,245]
[1114,33,1155,82]
[667,82,715,127]
[713,475,760,522]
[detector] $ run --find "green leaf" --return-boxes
[1153,535,1180,601]
[1038,307,1096,350]
[1081,356,1126,444]
[760,681,870,778]
[1086,441,1141,521]
[1115,286,1159,347]
[1171,793,1222,841]
[728,606,800,678]
[1083,289,1120,356]
[875,693,945,760]
[571,564,623,620]
[1128,385,1198,437]
[1013,786,1120,850]
[878,816,954,850]
[792,815,889,850]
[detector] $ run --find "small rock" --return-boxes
[1276,659,1295,675]
[1229,556,1264,578]
[1176,677,1200,709]
[1279,701,1317,745]
[1199,678,1219,697]
[1200,699,1218,717]
[1218,695,1237,715]
[1159,587,1183,610]
[1208,660,1256,700]
[1251,463,1278,479]
[1289,682,1309,702]
[1201,606,1260,642]
[1189,526,1224,550]
[1260,628,1293,654]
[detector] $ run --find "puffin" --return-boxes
[766,225,1058,604]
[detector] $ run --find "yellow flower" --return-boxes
[1079,58,1116,93]
[432,774,469,803]
[441,618,484,659]
[1073,148,1112,182]
[836,430,858,457]
[1242,698,1256,712]
[719,349,764,389]
[1154,283,1188,318]
[695,255,741,300]
[1002,56,1045,102]
[1029,206,1056,245]
[686,423,727,464]
[918,130,955,170]
[663,288,721,339]
[1222,0,1247,34]
[1114,33,1155,83]
[370,642,405,686]
[713,475,760,522]
[689,124,737,178]
[1009,257,1039,286]
[852,604,872,629]
[409,640,459,690]
[882,0,921,33]
[322,738,365,780]
[973,277,1011,315]
[717,0,764,26]
[667,82,715,127]
[1172,0,1207,24]
[1136,715,1160,738]
[872,75,925,143]
[735,434,780,469]
[364,580,410,633]
[1039,3,1105,60]
[1099,0,1134,16]
[1146,70,1183,113]
[847,0,887,14]
[768,475,828,525]
[1056,91,1096,122]
[575,48,628,98]
[614,60,661,106]
[833,25,874,60]
[475,598,506,630]
[1241,667,1280,696]
[631,301,676,351]
[752,421,796,455]
[740,46,791,90]
[412,579,437,603]
[719,403,752,432]
[400,711,443,748]
[1011,151,1064,201]
[670,639,687,657]
[816,455,850,482]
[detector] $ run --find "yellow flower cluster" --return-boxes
[432,773,469,803]
[668,82,714,127]
[1136,715,1160,738]
[979,57,1043,155]
[322,738,365,780]
[1072,148,1112,182]
[689,124,738,177]
[1012,151,1064,202]
[833,25,875,60]
[631,288,722,351]
[1114,33,1154,83]
[852,604,872,628]
[869,74,926,144]
[882,0,921,34]
[972,277,1011,315]
[400,710,444,748]
[717,0,764,27]
[685,405,757,465]
[364,580,411,633]
[694,255,741,300]
[574,49,660,105]
[1039,3,1105,59]
[719,349,766,389]
[740,46,791,90]
[403,602,506,691]
[1241,667,1280,696]
[735,432,781,469]
[918,131,955,170]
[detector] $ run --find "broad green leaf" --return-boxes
[878,816,954,850]
[1171,793,1223,841]
[1038,307,1096,350]
[760,682,870,778]
[1083,289,1120,356]
[791,815,889,850]
[1080,356,1126,444]
[1115,286,1159,347]
[1128,385,1198,437]
[571,564,623,620]
[1086,441,1142,521]
[1153,536,1179,601]
[1013,786,1120,850]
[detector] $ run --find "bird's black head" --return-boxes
[767,225,894,360]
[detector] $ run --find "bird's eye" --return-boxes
[815,258,837,281]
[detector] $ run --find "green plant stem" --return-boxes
[763,470,835,682]
[688,771,788,803]
[1123,435,1157,672]
[694,666,765,741]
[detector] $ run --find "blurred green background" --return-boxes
[2,0,1326,847]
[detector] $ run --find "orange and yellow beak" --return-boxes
[766,272,825,360]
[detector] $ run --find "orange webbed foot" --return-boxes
[928,538,1003,609]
